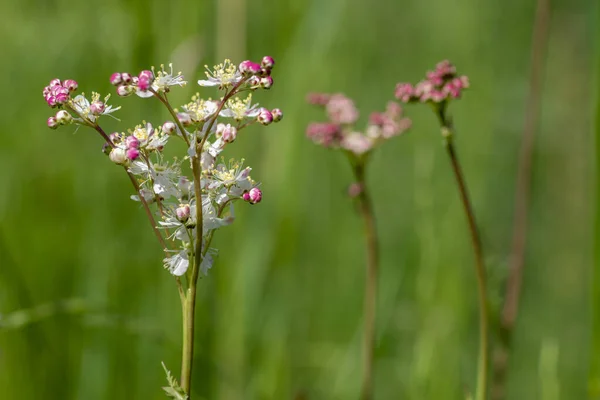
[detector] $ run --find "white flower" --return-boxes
[132,122,169,151]
[208,161,253,193]
[200,248,218,275]
[70,93,120,123]
[181,97,219,122]
[202,196,233,231]
[164,250,190,276]
[219,94,260,120]
[130,188,155,203]
[136,64,186,98]
[197,59,243,88]
[341,132,373,155]
[128,160,181,199]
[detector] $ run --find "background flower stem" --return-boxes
[437,107,489,400]
[351,161,379,400]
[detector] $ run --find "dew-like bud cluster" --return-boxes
[306,93,411,156]
[394,60,469,103]
[44,56,282,277]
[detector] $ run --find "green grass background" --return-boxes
[0,0,597,399]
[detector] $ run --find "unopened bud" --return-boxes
[162,121,177,134]
[239,60,261,76]
[63,79,78,92]
[243,187,262,204]
[257,108,273,125]
[110,72,123,86]
[109,147,127,165]
[261,56,275,69]
[271,108,283,122]
[47,116,59,129]
[125,135,140,149]
[116,85,135,97]
[90,101,106,115]
[176,204,191,222]
[126,147,140,160]
[55,110,72,124]
[121,72,133,84]
[260,76,273,89]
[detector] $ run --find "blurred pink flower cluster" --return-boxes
[395,60,469,103]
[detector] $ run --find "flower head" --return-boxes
[198,59,243,88]
[395,60,468,103]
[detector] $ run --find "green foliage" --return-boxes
[162,362,188,400]
[0,0,595,399]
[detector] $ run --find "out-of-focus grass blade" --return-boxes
[591,1,600,397]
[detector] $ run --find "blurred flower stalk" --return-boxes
[43,56,282,399]
[306,92,411,400]
[395,61,489,400]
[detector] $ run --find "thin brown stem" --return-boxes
[494,0,550,398]
[438,108,489,400]
[351,161,379,400]
[92,124,185,304]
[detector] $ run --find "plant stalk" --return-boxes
[438,109,489,400]
[352,162,379,400]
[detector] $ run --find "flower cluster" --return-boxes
[394,60,469,103]
[43,78,120,129]
[110,64,186,98]
[44,56,282,277]
[306,93,410,156]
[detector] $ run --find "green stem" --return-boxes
[437,108,489,400]
[351,161,379,400]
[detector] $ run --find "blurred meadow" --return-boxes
[0,0,598,399]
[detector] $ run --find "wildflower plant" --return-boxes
[395,61,489,400]
[43,56,282,399]
[306,93,411,400]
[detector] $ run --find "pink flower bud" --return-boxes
[271,108,283,122]
[176,204,191,222]
[306,122,341,147]
[261,56,275,69]
[306,92,331,106]
[63,79,78,92]
[394,83,415,103]
[257,108,273,125]
[239,60,261,76]
[137,76,151,91]
[125,135,140,149]
[121,72,133,84]
[348,182,363,198]
[162,121,177,134]
[243,187,262,204]
[90,101,106,115]
[221,124,237,143]
[49,79,62,87]
[47,116,59,129]
[116,85,135,97]
[46,96,57,107]
[126,147,140,160]
[109,147,127,164]
[110,72,123,86]
[177,113,193,126]
[55,110,72,124]
[248,76,261,88]
[260,76,273,89]
[139,70,154,81]
[326,94,359,125]
[43,86,51,97]
[54,93,69,105]
[430,90,445,103]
